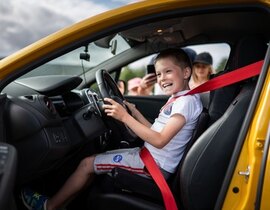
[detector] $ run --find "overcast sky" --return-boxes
[0,0,134,57]
[1,0,229,69]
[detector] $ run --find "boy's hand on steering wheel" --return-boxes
[103,98,129,122]
[123,100,137,116]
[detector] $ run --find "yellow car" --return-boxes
[0,0,269,210]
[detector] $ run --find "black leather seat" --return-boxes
[180,82,256,210]
[86,36,267,210]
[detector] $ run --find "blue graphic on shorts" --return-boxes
[113,155,123,163]
[164,104,173,115]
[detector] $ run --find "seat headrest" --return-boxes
[208,36,267,125]
[228,36,267,71]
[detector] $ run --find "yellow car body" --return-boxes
[0,0,269,209]
[223,69,270,210]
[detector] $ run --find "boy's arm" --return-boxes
[124,101,152,128]
[123,113,185,148]
[103,98,185,148]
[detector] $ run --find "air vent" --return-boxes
[24,95,34,101]
[43,96,56,114]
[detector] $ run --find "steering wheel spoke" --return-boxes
[95,69,137,143]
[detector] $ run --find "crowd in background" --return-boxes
[118,49,214,96]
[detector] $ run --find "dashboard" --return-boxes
[3,75,112,184]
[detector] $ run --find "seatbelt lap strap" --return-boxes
[140,60,263,210]
[140,147,178,210]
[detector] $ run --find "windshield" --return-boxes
[21,34,130,78]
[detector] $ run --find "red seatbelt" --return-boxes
[140,60,263,210]
[160,93,185,112]
[186,60,263,95]
[140,147,178,210]
[160,60,264,112]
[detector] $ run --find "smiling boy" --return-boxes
[22,48,203,210]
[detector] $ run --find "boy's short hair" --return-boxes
[154,48,192,69]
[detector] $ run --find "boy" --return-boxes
[22,48,203,210]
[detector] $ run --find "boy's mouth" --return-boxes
[162,83,173,89]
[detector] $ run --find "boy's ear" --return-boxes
[184,67,192,79]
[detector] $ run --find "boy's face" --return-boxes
[155,57,190,95]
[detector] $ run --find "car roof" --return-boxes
[0,0,269,82]
[120,11,269,46]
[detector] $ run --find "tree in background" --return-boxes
[215,57,228,73]
[119,66,145,82]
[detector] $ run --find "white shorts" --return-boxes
[94,147,147,175]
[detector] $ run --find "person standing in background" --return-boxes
[117,80,127,95]
[127,77,143,95]
[189,52,213,89]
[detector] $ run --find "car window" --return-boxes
[188,43,230,73]
[21,34,130,78]
[119,43,230,96]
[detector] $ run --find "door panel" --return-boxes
[0,94,17,210]
[256,126,270,210]
[124,95,168,123]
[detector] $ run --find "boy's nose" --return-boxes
[159,73,166,81]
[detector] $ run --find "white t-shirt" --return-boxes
[144,90,203,173]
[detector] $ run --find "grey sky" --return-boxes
[0,0,133,57]
[1,0,229,69]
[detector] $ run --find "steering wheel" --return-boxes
[96,69,125,104]
[95,69,137,141]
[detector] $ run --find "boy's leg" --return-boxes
[48,148,145,209]
[47,155,95,210]
[22,148,145,210]
[22,155,96,210]
[94,147,145,175]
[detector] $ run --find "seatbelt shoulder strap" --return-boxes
[185,60,263,95]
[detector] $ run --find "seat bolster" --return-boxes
[111,167,162,200]
[89,193,165,210]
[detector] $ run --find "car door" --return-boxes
[220,51,270,210]
[256,125,270,210]
[125,95,168,123]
